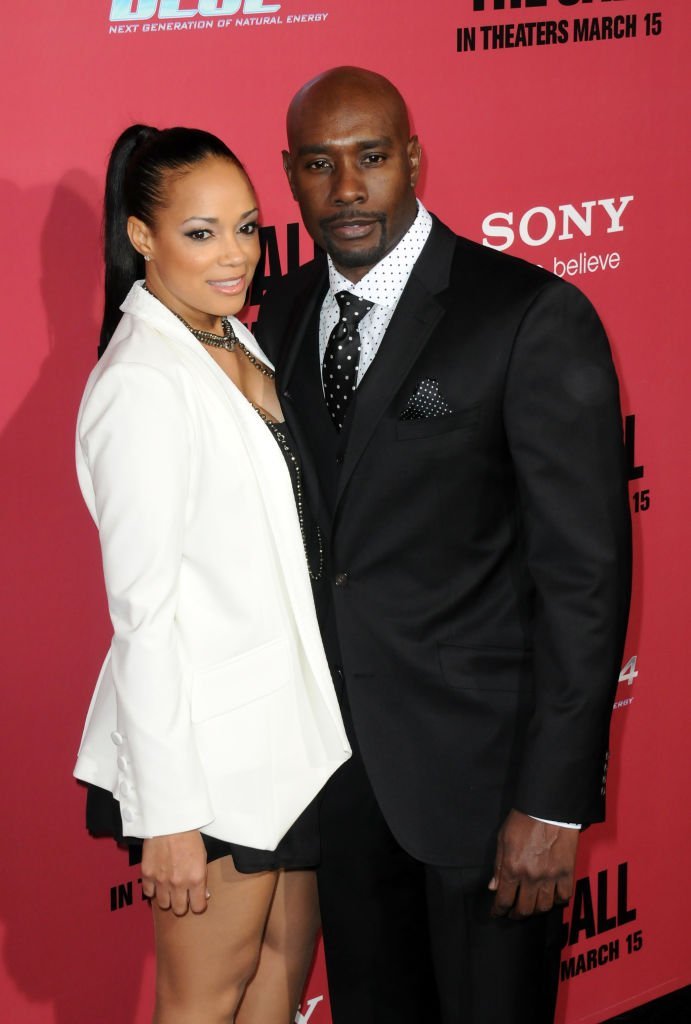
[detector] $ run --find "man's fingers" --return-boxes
[491,873,519,917]
[556,873,575,905]
[510,879,541,919]
[488,841,504,892]
[534,881,557,915]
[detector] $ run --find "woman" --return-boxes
[74,124,350,1023]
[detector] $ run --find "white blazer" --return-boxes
[74,283,350,848]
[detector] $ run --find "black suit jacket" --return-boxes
[257,216,631,866]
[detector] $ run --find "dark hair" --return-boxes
[99,124,246,356]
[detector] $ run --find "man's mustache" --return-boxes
[319,211,387,229]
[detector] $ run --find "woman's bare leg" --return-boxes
[236,869,320,1024]
[152,855,279,1024]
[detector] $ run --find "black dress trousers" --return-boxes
[316,688,562,1024]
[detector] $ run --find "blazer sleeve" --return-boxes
[78,361,214,837]
[503,279,632,824]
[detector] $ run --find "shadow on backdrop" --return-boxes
[0,171,151,1022]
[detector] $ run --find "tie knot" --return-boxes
[334,291,373,325]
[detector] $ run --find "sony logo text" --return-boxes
[110,0,280,20]
[482,196,633,251]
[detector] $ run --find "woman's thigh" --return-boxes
[236,870,320,1024]
[152,855,279,1020]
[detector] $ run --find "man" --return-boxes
[256,67,631,1024]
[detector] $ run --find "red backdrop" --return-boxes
[1,2,689,1021]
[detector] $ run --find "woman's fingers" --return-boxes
[188,878,210,915]
[141,831,208,916]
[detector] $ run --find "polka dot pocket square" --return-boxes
[399,378,455,421]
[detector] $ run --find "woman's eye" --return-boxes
[186,229,212,241]
[239,221,260,235]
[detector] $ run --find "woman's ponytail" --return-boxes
[100,125,157,356]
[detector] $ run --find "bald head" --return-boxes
[283,67,421,282]
[286,66,411,147]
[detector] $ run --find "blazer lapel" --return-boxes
[120,283,324,666]
[336,219,456,508]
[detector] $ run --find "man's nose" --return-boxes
[331,162,367,205]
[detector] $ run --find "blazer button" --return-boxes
[121,808,135,824]
[117,756,129,771]
[336,453,344,465]
[334,572,349,587]
[110,731,124,746]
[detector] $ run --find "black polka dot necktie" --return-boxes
[322,291,374,431]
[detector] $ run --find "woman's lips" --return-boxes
[207,276,246,295]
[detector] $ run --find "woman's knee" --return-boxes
[155,954,260,1023]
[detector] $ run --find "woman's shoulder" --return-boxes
[104,311,182,373]
[79,311,192,429]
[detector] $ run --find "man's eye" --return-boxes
[363,154,385,165]
[186,229,212,241]
[306,159,331,171]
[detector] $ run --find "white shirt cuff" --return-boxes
[529,816,581,829]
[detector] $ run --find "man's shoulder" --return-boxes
[423,215,597,321]
[254,254,327,358]
[260,253,327,308]
[431,216,555,291]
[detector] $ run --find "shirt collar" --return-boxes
[326,200,433,309]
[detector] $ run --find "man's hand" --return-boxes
[141,830,209,916]
[489,809,579,918]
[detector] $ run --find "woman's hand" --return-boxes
[141,830,209,916]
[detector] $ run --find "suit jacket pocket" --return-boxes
[438,643,533,693]
[395,405,479,441]
[191,637,290,723]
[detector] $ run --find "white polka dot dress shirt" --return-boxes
[319,201,433,387]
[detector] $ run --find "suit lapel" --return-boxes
[279,265,328,395]
[336,219,456,508]
[276,266,332,527]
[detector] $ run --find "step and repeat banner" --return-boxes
[1,2,688,1022]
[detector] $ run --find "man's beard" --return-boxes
[319,212,388,269]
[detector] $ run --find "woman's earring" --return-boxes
[144,255,152,262]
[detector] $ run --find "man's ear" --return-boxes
[127,216,154,260]
[282,150,297,199]
[408,135,422,188]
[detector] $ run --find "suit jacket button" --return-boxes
[110,731,124,746]
[334,572,349,587]
[117,756,129,771]
[336,454,344,465]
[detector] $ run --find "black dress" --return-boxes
[86,416,324,872]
